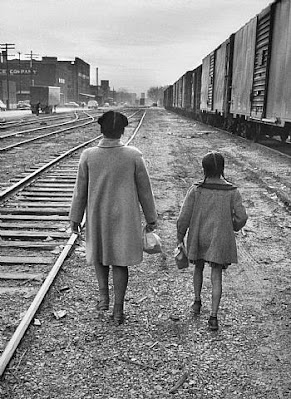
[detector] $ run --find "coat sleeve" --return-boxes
[177,187,195,242]
[69,151,88,223]
[232,189,248,231]
[134,154,157,224]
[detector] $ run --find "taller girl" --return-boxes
[177,152,248,330]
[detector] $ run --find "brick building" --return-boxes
[0,54,91,108]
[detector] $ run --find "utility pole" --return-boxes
[25,50,39,87]
[0,43,15,110]
[96,67,98,98]
[18,51,22,97]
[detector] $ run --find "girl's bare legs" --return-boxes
[112,265,128,324]
[210,264,223,317]
[192,260,204,314]
[193,260,205,301]
[94,262,110,309]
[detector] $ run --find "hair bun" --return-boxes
[98,111,128,133]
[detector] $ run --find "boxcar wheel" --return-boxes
[280,132,289,142]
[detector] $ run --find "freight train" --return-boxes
[164,0,291,142]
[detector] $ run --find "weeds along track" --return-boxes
[0,109,146,377]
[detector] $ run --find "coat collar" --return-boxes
[97,138,124,148]
[197,178,237,190]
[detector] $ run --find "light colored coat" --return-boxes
[177,180,248,264]
[69,138,157,266]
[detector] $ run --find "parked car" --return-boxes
[88,100,98,109]
[0,100,7,111]
[64,102,79,108]
[17,101,31,110]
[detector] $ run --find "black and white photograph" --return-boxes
[0,0,290,398]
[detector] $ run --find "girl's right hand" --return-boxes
[146,221,157,232]
[70,221,80,234]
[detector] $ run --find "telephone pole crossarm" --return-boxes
[25,51,39,87]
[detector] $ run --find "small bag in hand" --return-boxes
[174,242,189,269]
[142,226,162,254]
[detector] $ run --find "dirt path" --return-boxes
[1,108,290,398]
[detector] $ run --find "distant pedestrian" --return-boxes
[177,151,247,330]
[35,102,40,116]
[69,111,157,325]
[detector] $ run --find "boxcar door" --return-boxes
[250,5,273,120]
[223,35,234,115]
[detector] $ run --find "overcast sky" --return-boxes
[2,0,272,95]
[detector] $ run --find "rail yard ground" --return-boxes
[1,108,291,398]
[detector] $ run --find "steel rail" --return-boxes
[0,110,147,377]
[0,110,85,130]
[0,113,79,139]
[0,112,95,153]
[0,110,143,202]
[0,133,101,203]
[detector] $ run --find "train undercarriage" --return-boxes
[168,107,290,142]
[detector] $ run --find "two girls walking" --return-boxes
[70,111,247,330]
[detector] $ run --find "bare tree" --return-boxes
[147,86,168,104]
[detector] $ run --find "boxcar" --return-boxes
[231,0,291,140]
[174,76,183,109]
[181,70,193,111]
[163,85,173,109]
[164,0,291,141]
[263,0,291,141]
[200,35,234,127]
[190,65,202,119]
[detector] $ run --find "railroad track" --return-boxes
[0,109,146,377]
[255,135,291,158]
[0,111,100,152]
[0,111,80,132]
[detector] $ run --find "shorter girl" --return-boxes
[177,151,247,330]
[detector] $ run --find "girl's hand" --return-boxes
[70,221,80,234]
[146,221,157,232]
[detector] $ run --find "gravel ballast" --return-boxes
[1,108,290,398]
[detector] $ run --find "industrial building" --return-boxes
[0,54,91,109]
[0,51,139,110]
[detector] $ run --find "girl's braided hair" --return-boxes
[202,151,225,179]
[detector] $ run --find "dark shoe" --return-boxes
[97,301,109,311]
[97,288,109,311]
[191,300,202,315]
[208,316,219,331]
[112,304,125,325]
[112,312,124,325]
[97,296,109,311]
